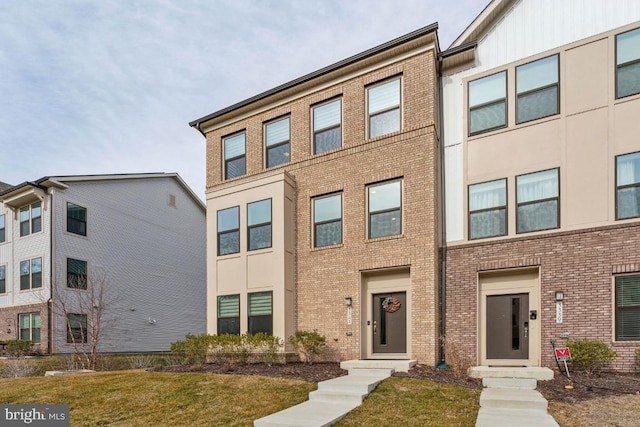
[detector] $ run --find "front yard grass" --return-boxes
[0,370,480,426]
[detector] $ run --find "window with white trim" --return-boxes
[67,202,87,236]
[20,257,42,290]
[368,78,401,138]
[19,202,41,237]
[0,265,5,294]
[67,258,87,290]
[19,313,41,343]
[67,313,87,343]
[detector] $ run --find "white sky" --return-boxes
[0,0,486,199]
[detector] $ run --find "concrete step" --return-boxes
[476,407,559,427]
[347,368,394,377]
[479,388,548,411]
[308,389,366,405]
[470,366,554,380]
[483,377,537,389]
[340,359,417,372]
[317,375,385,394]
[254,400,358,427]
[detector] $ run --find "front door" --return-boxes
[372,292,406,354]
[486,293,529,360]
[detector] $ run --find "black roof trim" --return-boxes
[439,40,477,59]
[189,22,439,128]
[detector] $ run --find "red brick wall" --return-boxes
[446,221,640,371]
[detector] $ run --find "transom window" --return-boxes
[247,199,272,251]
[313,99,342,154]
[19,313,41,343]
[224,132,246,180]
[19,202,42,237]
[67,258,88,290]
[265,117,291,168]
[0,214,5,243]
[516,54,559,123]
[0,265,5,294]
[217,206,240,256]
[616,27,640,99]
[469,71,507,135]
[218,294,240,335]
[67,203,87,236]
[615,275,640,340]
[313,193,342,247]
[516,168,559,233]
[368,78,401,138]
[616,152,640,220]
[20,257,42,290]
[368,180,402,239]
[469,179,507,239]
[67,313,87,343]
[248,291,273,335]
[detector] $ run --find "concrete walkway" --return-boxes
[254,360,415,427]
[471,367,559,427]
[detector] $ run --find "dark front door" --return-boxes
[486,293,529,360]
[372,292,407,354]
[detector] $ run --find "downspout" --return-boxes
[48,189,54,355]
[437,51,448,367]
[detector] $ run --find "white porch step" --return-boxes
[479,388,548,411]
[308,389,366,405]
[347,368,394,377]
[482,377,537,389]
[469,366,554,380]
[340,359,416,372]
[254,400,358,427]
[317,375,385,394]
[476,407,559,427]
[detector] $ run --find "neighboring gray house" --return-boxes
[0,173,206,353]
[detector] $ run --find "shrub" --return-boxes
[288,330,326,364]
[635,348,640,368]
[567,338,617,375]
[246,333,283,365]
[4,340,33,358]
[441,336,473,379]
[171,334,215,364]
[0,358,35,378]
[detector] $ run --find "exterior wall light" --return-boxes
[555,291,564,302]
[344,297,352,307]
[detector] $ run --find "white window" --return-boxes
[368,78,401,138]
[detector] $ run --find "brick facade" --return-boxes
[0,302,49,353]
[446,221,640,371]
[201,37,442,363]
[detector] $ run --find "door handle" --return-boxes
[373,320,377,334]
[523,321,529,339]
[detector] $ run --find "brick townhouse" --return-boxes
[442,0,640,370]
[190,25,442,363]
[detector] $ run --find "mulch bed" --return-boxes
[152,362,640,403]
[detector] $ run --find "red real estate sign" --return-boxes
[555,347,571,361]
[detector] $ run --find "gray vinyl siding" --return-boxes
[51,177,205,353]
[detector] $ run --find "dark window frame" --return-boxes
[264,116,291,169]
[247,199,272,251]
[223,131,247,180]
[67,258,88,290]
[0,265,5,294]
[468,178,508,240]
[515,168,560,234]
[19,312,41,343]
[217,294,240,335]
[468,70,508,136]
[0,214,5,243]
[515,54,560,124]
[615,275,640,341]
[66,313,88,344]
[367,179,403,239]
[66,202,87,236]
[367,76,402,139]
[248,291,273,336]
[616,27,640,99]
[312,97,342,154]
[313,192,343,248]
[20,257,42,290]
[217,206,240,256]
[615,151,640,220]
[19,202,42,237]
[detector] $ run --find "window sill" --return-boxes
[311,243,343,252]
[365,234,404,244]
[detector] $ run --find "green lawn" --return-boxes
[0,371,480,427]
